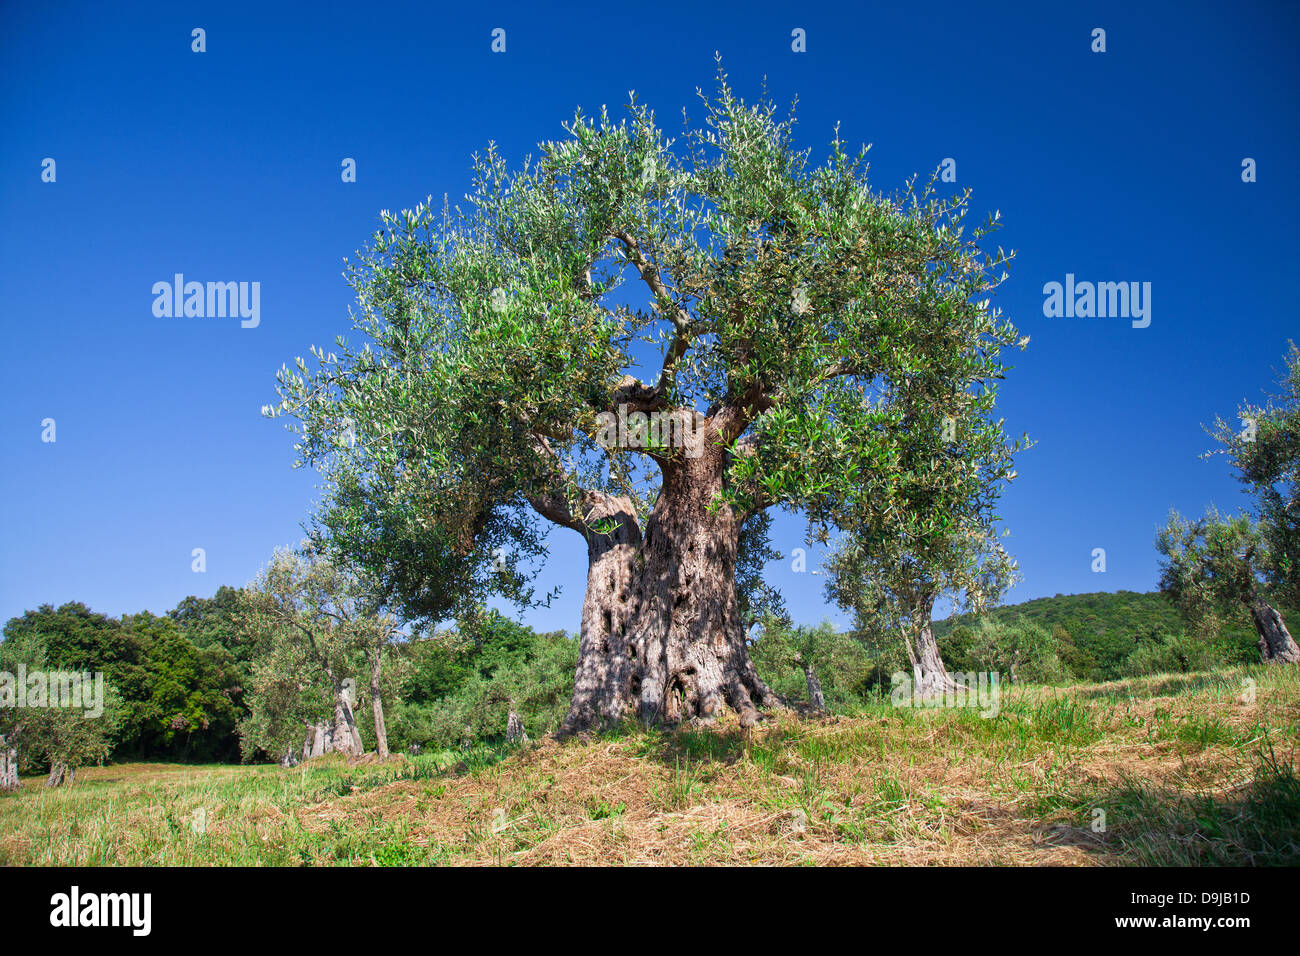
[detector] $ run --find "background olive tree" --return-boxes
[237,546,405,761]
[749,617,870,710]
[1158,508,1298,663]
[1158,343,1300,663]
[0,630,123,787]
[1207,342,1300,606]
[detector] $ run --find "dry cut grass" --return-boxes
[1,665,1297,866]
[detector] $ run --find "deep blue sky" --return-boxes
[2,1,1297,633]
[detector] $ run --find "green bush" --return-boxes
[961,616,1066,684]
[751,618,871,708]
[389,611,577,751]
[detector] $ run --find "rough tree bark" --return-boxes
[506,703,528,744]
[46,761,73,788]
[329,681,365,756]
[1251,599,1300,663]
[800,660,826,711]
[904,595,956,699]
[545,490,643,732]
[304,720,328,760]
[299,681,366,760]
[551,416,779,734]
[0,735,19,792]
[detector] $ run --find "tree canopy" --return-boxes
[268,67,1022,631]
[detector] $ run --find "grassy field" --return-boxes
[2,666,1298,866]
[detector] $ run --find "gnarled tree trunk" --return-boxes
[1251,600,1300,663]
[329,682,365,756]
[300,681,366,760]
[556,437,778,733]
[555,493,643,732]
[904,596,956,699]
[46,761,73,788]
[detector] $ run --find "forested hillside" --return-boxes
[934,591,1264,682]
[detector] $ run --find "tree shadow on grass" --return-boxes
[622,706,839,772]
[1065,745,1300,865]
[634,725,750,767]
